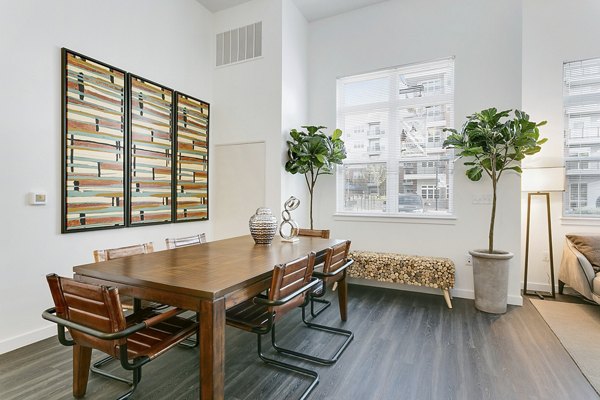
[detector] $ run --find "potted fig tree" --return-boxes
[443,108,547,313]
[285,125,346,229]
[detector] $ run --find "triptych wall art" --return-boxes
[62,48,209,233]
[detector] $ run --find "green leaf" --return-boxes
[466,166,483,181]
[332,129,342,140]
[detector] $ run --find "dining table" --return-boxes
[72,234,346,399]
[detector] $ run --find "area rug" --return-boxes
[531,299,600,394]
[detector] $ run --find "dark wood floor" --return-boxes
[1,285,598,400]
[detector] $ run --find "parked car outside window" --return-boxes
[398,193,423,213]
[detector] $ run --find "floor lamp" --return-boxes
[522,167,565,299]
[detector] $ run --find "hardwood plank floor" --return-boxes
[1,285,597,399]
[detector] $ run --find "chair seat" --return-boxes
[226,300,272,332]
[121,311,198,360]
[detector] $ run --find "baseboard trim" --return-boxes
[348,278,523,306]
[0,325,55,355]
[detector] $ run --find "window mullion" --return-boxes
[387,73,399,213]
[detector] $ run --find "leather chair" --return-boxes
[298,228,330,239]
[164,234,208,346]
[226,253,321,399]
[93,242,154,263]
[227,252,353,396]
[310,240,353,321]
[165,233,207,249]
[92,242,164,311]
[91,241,193,383]
[42,274,197,400]
[270,245,354,365]
[296,230,353,321]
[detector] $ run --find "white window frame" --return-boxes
[563,57,600,218]
[335,57,455,218]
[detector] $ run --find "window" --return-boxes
[336,58,455,216]
[563,58,600,217]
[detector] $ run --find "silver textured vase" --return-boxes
[249,207,278,245]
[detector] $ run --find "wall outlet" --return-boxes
[465,254,473,265]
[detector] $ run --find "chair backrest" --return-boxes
[93,242,154,263]
[46,274,126,356]
[323,240,352,275]
[269,252,316,321]
[165,233,207,249]
[297,229,330,239]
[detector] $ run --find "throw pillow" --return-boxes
[567,235,600,272]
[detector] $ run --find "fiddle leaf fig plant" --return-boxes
[443,108,547,254]
[285,125,347,229]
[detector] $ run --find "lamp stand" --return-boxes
[523,192,556,299]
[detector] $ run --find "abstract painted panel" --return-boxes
[129,75,174,225]
[175,93,209,222]
[62,49,126,233]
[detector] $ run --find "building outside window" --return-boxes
[336,57,454,215]
[564,57,600,217]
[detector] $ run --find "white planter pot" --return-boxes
[469,249,514,314]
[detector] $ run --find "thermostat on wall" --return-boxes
[29,192,47,205]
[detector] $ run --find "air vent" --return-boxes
[216,22,262,67]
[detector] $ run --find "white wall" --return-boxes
[521,0,600,291]
[212,0,284,222]
[281,0,309,226]
[212,0,311,229]
[0,0,214,354]
[307,0,524,303]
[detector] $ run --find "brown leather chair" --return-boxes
[164,235,207,347]
[310,240,353,321]
[43,274,197,400]
[92,242,160,313]
[93,242,154,263]
[269,245,354,366]
[298,228,330,239]
[91,241,195,383]
[227,252,353,398]
[165,233,207,249]
[226,253,320,399]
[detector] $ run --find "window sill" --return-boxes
[333,212,457,225]
[560,217,600,226]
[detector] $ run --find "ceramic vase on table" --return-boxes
[249,207,278,245]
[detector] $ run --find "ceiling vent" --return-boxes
[216,21,262,67]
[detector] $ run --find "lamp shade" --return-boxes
[521,167,565,192]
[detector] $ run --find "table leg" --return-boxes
[73,344,92,398]
[338,271,348,321]
[200,297,225,400]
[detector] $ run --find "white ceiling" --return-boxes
[196,0,389,22]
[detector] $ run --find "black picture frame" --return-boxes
[173,91,210,223]
[61,48,128,233]
[126,73,175,226]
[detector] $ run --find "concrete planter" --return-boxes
[469,249,513,314]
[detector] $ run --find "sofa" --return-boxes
[558,235,600,304]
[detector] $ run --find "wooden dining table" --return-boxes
[72,235,346,399]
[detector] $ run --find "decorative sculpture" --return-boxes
[279,196,300,242]
[249,208,278,245]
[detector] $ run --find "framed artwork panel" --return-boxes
[128,75,174,225]
[62,48,127,233]
[174,93,209,222]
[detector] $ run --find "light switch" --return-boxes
[29,192,47,205]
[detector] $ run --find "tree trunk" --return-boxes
[309,184,314,229]
[489,177,497,254]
